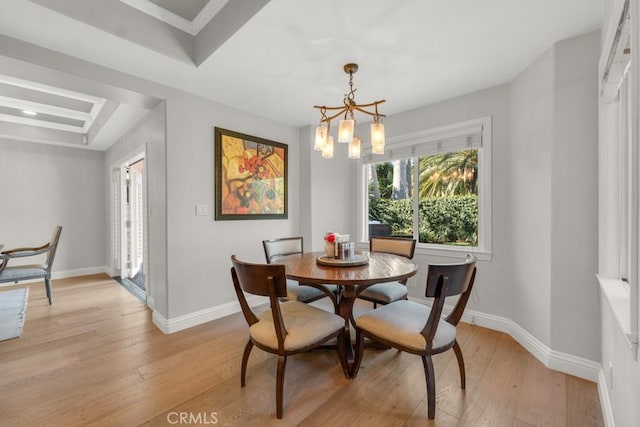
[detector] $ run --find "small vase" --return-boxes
[324,241,334,258]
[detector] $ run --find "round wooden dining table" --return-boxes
[276,251,418,378]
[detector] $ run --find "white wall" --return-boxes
[0,139,106,274]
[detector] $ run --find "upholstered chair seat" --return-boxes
[358,281,408,304]
[251,300,345,351]
[356,300,456,351]
[0,264,47,281]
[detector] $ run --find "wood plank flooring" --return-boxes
[0,275,604,426]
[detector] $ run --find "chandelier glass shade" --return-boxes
[313,63,386,159]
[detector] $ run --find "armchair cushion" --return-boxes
[358,282,407,303]
[356,300,456,351]
[250,300,344,351]
[0,265,47,283]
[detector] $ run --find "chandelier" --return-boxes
[313,63,386,159]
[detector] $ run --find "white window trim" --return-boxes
[356,115,492,261]
[598,0,639,356]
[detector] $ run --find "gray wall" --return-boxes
[549,32,600,360]
[105,102,167,315]
[508,31,600,360]
[508,42,554,347]
[320,31,600,362]
[165,92,299,319]
[0,139,106,274]
[377,85,513,321]
[299,125,357,251]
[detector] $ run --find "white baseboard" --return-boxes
[408,296,601,382]
[52,266,109,279]
[152,295,267,334]
[598,368,615,427]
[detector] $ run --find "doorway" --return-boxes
[112,151,147,302]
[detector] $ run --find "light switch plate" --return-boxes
[195,204,209,216]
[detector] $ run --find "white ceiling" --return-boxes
[0,0,603,149]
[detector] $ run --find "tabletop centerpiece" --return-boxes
[319,232,367,266]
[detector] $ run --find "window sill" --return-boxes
[415,244,492,261]
[597,274,638,350]
[356,241,492,261]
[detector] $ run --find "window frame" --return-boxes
[598,0,639,355]
[357,116,492,261]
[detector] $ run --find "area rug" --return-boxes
[0,287,29,341]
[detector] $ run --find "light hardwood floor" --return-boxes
[0,275,604,426]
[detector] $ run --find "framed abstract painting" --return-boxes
[214,127,288,220]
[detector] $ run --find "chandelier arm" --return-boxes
[352,99,386,108]
[322,109,349,122]
[314,105,349,111]
[353,107,386,118]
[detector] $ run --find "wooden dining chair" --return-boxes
[0,226,63,304]
[262,237,338,306]
[352,255,477,419]
[231,255,347,419]
[357,236,416,307]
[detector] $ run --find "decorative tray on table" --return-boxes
[316,254,369,267]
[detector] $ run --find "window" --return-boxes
[599,0,639,353]
[358,116,492,259]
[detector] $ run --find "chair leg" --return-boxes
[336,329,349,378]
[373,302,377,309]
[351,328,366,378]
[240,340,253,387]
[421,355,436,420]
[276,355,287,419]
[45,277,53,305]
[453,339,466,389]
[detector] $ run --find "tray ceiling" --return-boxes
[0,0,603,150]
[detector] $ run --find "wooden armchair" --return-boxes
[263,237,338,307]
[231,255,347,418]
[353,255,477,419]
[357,236,417,307]
[0,226,62,305]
